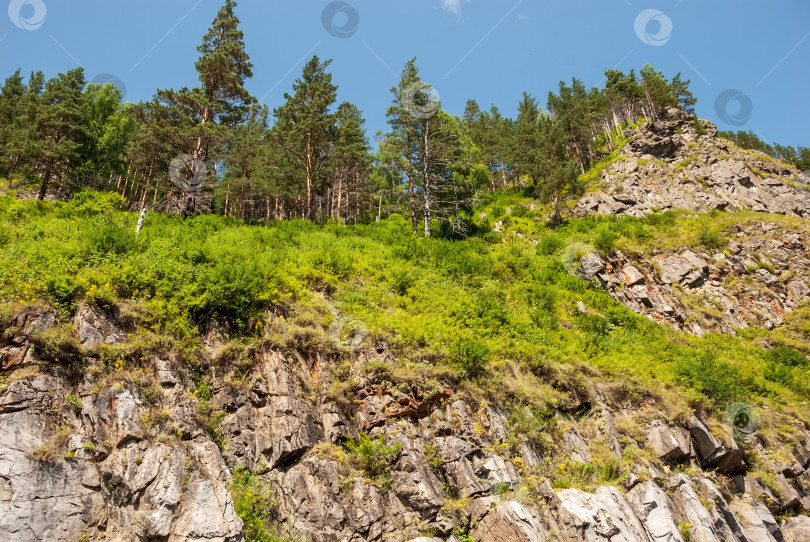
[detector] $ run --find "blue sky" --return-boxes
[2,0,809,147]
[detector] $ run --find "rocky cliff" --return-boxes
[3,301,810,542]
[568,109,810,335]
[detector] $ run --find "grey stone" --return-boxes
[471,501,546,542]
[627,480,683,542]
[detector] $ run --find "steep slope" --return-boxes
[563,109,810,335]
[2,118,810,541]
[3,303,810,542]
[575,108,808,219]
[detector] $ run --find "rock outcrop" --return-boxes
[575,108,809,219]
[3,304,810,542]
[571,222,810,334]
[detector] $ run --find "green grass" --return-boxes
[0,189,809,443]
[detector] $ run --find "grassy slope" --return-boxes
[0,187,809,466]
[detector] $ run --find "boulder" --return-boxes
[471,501,546,542]
[783,515,810,542]
[647,421,691,462]
[554,486,650,541]
[621,265,646,286]
[626,480,683,542]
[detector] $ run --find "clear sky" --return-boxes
[2,0,808,147]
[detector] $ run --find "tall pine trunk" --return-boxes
[422,122,431,238]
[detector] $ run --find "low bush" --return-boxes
[229,467,297,542]
[343,433,403,479]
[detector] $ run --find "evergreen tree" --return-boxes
[464,101,512,190]
[385,58,423,234]
[331,102,370,223]
[35,68,88,199]
[670,73,696,114]
[548,78,591,173]
[511,93,544,184]
[154,0,255,212]
[273,56,337,220]
[0,70,26,176]
[640,64,677,119]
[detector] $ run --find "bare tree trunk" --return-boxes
[335,176,343,224]
[140,163,153,211]
[37,170,51,201]
[305,132,313,220]
[422,122,431,238]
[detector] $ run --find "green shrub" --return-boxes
[693,114,707,136]
[674,352,747,404]
[511,204,530,218]
[343,433,403,478]
[66,190,127,217]
[451,338,491,378]
[539,235,564,255]
[81,214,136,255]
[763,347,810,394]
[230,467,296,542]
[593,228,618,254]
[698,224,728,250]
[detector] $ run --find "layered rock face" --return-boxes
[575,108,809,219]
[3,306,810,542]
[564,109,810,334]
[572,224,810,335]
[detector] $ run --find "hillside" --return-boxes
[2,113,810,541]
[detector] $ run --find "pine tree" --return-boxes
[153,0,255,212]
[331,102,370,224]
[0,70,26,176]
[35,68,88,200]
[548,78,591,173]
[385,58,423,234]
[464,101,512,190]
[670,73,696,114]
[273,56,338,221]
[511,93,544,184]
[535,114,584,225]
[640,64,676,119]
